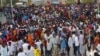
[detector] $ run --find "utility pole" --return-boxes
[11,0,13,19]
[96,0,100,19]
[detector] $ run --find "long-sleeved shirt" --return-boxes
[0,46,8,56]
[17,52,27,56]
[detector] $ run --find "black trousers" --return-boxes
[94,52,100,56]
[46,50,52,56]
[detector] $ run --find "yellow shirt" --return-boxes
[33,48,41,56]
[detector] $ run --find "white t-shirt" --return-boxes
[0,46,8,56]
[52,36,59,47]
[35,40,42,51]
[44,34,52,40]
[26,50,33,56]
[86,50,95,56]
[11,41,17,52]
[72,34,75,41]
[44,34,53,43]
[47,42,52,51]
[17,40,24,50]
[22,43,29,53]
[17,52,27,56]
[79,34,84,45]
[68,37,73,47]
[7,45,13,56]
[74,35,79,46]
[56,35,60,45]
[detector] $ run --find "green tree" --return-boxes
[3,0,18,6]
[65,0,75,4]
[12,0,18,5]
[81,0,94,3]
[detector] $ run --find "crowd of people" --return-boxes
[0,3,100,56]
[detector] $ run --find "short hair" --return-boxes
[19,48,23,52]
[23,39,27,43]
[28,45,31,50]
[80,31,83,34]
[87,47,91,51]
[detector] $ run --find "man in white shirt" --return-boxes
[52,34,59,56]
[79,31,84,45]
[86,46,97,56]
[0,44,8,56]
[17,48,27,56]
[79,31,84,56]
[35,39,42,51]
[11,41,17,56]
[68,35,74,56]
[72,33,80,56]
[7,42,13,56]
[17,39,24,51]
[26,45,34,56]
[44,33,53,56]
[46,39,52,56]
[52,34,59,47]
[22,39,29,54]
[44,33,53,43]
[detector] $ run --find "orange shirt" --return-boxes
[27,33,33,46]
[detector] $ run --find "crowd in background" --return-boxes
[0,3,100,56]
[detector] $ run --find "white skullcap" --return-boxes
[10,25,13,29]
